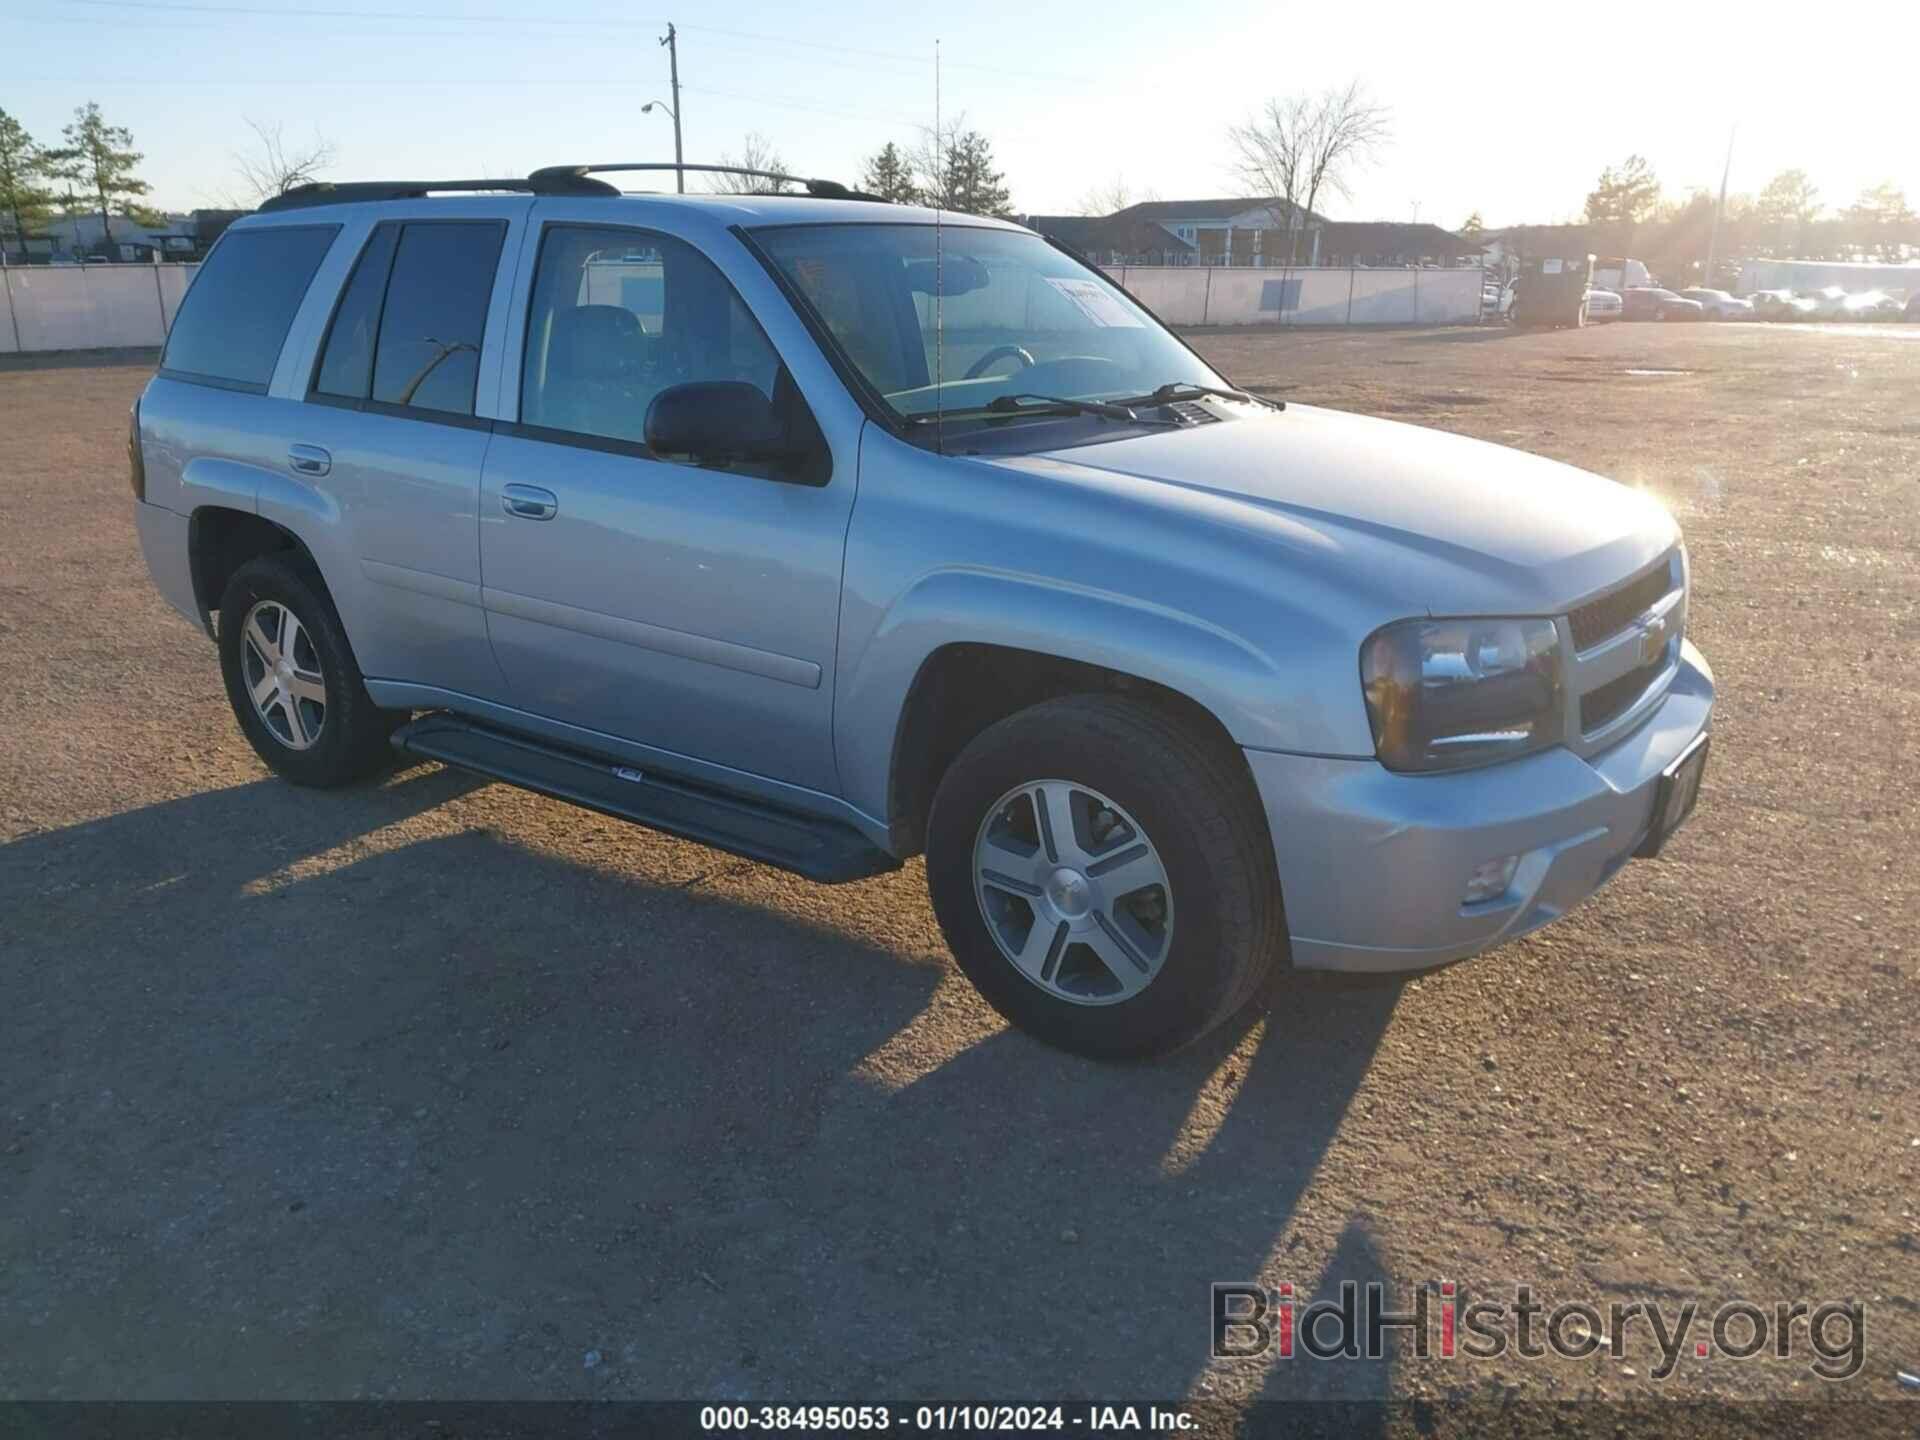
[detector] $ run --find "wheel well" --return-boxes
[189,508,318,632]
[887,643,1247,855]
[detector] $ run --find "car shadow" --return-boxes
[1,772,1400,1402]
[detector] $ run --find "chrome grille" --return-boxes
[1580,654,1668,733]
[1562,551,1687,752]
[1568,556,1676,652]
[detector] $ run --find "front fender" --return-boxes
[834,565,1336,827]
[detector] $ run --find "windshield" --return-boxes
[750,223,1226,426]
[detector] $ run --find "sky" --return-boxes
[9,0,1918,226]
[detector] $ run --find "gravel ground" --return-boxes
[1,325,1915,1425]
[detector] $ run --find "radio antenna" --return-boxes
[933,36,943,455]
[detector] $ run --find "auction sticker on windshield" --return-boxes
[1043,276,1144,327]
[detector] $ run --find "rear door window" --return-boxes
[161,225,338,391]
[367,221,506,417]
[311,223,399,402]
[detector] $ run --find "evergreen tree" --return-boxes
[1844,182,1914,260]
[0,108,57,256]
[938,130,1012,219]
[1583,155,1661,226]
[1753,169,1820,255]
[50,102,152,252]
[861,142,918,204]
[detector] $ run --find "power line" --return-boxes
[59,0,1094,84]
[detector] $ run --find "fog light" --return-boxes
[1463,855,1520,906]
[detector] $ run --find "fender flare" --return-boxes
[835,567,1297,827]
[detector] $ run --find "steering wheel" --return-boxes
[963,345,1036,380]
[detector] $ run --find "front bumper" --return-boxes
[1247,640,1714,973]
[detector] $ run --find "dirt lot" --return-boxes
[2,324,1916,1424]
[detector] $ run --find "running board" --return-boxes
[392,714,900,885]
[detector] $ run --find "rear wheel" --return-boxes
[926,695,1286,1059]
[218,556,401,786]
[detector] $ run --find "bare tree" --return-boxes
[705,133,793,194]
[234,119,336,203]
[1075,176,1128,218]
[1229,80,1389,264]
[906,115,962,208]
[1228,96,1311,261]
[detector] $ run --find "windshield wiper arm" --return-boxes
[987,393,1149,421]
[1121,381,1285,412]
[907,393,1174,426]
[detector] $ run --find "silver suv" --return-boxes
[131,164,1713,1058]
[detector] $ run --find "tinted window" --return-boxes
[370,222,506,417]
[312,223,398,401]
[162,225,337,390]
[520,225,780,447]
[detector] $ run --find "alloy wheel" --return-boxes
[971,780,1174,1006]
[240,600,327,750]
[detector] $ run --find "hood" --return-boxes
[1008,402,1678,614]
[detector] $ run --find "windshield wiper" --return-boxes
[907,394,1175,426]
[1119,381,1285,412]
[987,393,1147,421]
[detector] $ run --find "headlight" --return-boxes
[1361,617,1564,773]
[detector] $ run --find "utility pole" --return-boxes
[1704,125,1736,287]
[660,23,684,193]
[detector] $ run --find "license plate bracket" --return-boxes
[1636,733,1709,859]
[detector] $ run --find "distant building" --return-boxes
[38,212,156,261]
[1479,225,1602,279]
[1022,197,1328,267]
[1736,256,1920,296]
[1018,212,1199,267]
[33,209,240,262]
[1316,222,1480,268]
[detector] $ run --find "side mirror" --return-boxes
[645,381,793,465]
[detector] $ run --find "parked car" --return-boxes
[129,166,1713,1059]
[1622,287,1705,322]
[1748,289,1811,321]
[1585,287,1623,322]
[1838,289,1902,322]
[1906,291,1920,322]
[1678,288,1753,320]
[1803,286,1853,320]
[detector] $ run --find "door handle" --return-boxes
[288,443,331,477]
[501,484,559,521]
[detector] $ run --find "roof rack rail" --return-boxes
[529,163,887,202]
[257,173,618,213]
[255,163,887,215]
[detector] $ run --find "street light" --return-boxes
[640,100,683,194]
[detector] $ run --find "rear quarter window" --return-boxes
[161,225,339,392]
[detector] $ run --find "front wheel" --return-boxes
[926,695,1286,1059]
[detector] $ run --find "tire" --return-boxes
[217,555,401,787]
[925,694,1286,1060]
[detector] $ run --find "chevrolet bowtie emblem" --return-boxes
[1639,614,1669,667]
